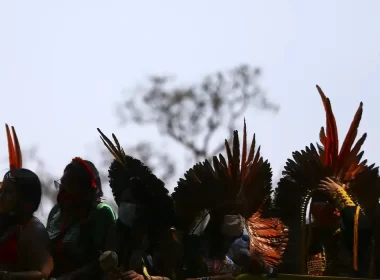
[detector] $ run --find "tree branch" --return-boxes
[116,64,280,183]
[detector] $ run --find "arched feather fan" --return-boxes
[0,124,22,187]
[172,120,289,268]
[274,85,379,221]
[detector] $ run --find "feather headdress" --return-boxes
[172,120,288,268]
[97,128,175,233]
[274,85,379,274]
[97,128,168,205]
[0,124,22,186]
[275,85,378,219]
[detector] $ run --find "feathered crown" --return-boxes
[316,85,368,181]
[274,85,379,275]
[275,85,379,220]
[172,120,288,268]
[1,124,22,185]
[316,85,379,219]
[97,128,168,205]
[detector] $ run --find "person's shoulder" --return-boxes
[46,203,60,227]
[49,203,60,213]
[47,203,60,219]
[92,201,116,221]
[95,201,115,214]
[21,217,49,244]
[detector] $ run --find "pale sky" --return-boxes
[1,1,380,222]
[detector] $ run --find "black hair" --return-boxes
[109,159,175,231]
[64,159,103,198]
[4,168,42,213]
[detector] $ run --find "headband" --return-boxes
[71,157,97,189]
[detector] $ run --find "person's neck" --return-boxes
[59,201,93,212]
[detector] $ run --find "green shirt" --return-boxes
[47,202,116,277]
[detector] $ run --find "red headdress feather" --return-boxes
[316,85,366,181]
[71,157,97,188]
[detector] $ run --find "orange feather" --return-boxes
[316,85,366,181]
[5,124,16,170]
[11,126,22,168]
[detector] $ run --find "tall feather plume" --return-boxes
[173,120,272,222]
[11,126,22,168]
[97,128,124,164]
[112,134,125,155]
[240,119,248,181]
[97,128,166,204]
[316,85,366,181]
[316,85,379,219]
[316,85,339,168]
[173,120,288,268]
[0,124,23,187]
[6,124,16,170]
[5,124,22,170]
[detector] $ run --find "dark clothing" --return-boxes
[47,202,115,278]
[340,206,372,278]
[105,221,180,279]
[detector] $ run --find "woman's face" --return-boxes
[0,177,19,213]
[310,201,340,228]
[59,169,84,194]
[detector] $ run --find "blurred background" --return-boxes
[0,0,379,224]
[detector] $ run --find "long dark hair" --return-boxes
[64,159,103,200]
[3,168,42,215]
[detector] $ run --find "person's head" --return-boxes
[0,168,42,217]
[220,214,245,238]
[200,210,245,258]
[117,177,174,231]
[56,157,102,207]
[193,212,244,239]
[310,201,340,228]
[117,179,147,228]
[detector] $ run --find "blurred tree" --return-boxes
[16,64,281,223]
[21,147,56,225]
[116,64,280,184]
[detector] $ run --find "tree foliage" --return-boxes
[13,64,281,222]
[21,147,56,224]
[116,64,280,183]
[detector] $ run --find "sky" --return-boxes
[0,0,380,221]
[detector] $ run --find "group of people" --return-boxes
[0,85,379,280]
